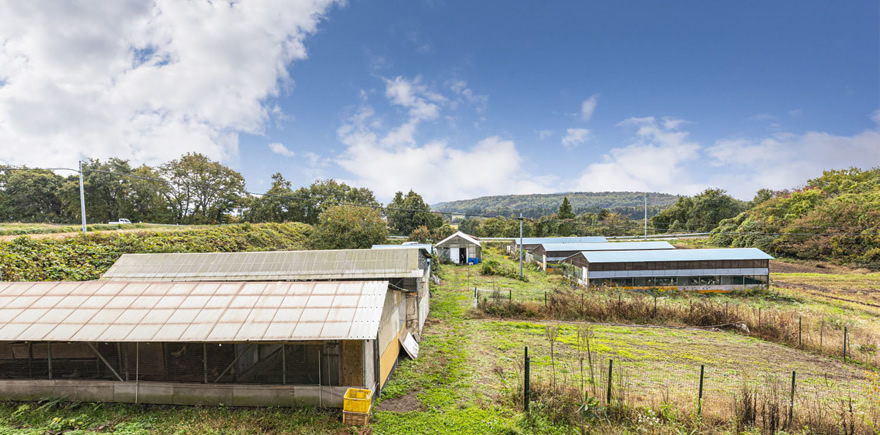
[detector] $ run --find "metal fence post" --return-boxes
[698,364,704,417]
[606,359,613,405]
[789,370,796,426]
[524,347,530,412]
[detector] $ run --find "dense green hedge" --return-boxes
[0,222,312,281]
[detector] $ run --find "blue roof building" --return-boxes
[561,248,773,292]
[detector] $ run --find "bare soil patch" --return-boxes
[375,392,423,412]
[771,259,851,274]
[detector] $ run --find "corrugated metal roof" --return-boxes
[372,244,433,252]
[101,249,424,281]
[540,241,674,252]
[436,231,481,247]
[579,248,774,263]
[0,280,388,342]
[515,236,607,245]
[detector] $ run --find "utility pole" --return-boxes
[79,161,87,234]
[643,192,647,239]
[518,213,524,278]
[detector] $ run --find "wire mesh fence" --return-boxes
[512,338,877,432]
[0,341,341,386]
[473,287,880,368]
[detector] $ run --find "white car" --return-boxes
[109,218,132,225]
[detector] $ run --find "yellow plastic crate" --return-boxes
[343,388,373,414]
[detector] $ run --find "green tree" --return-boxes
[127,165,171,223]
[310,205,388,249]
[244,173,301,223]
[750,188,775,207]
[408,225,432,243]
[685,188,747,232]
[387,190,443,235]
[159,153,246,224]
[0,167,65,222]
[652,189,745,233]
[558,196,575,219]
[297,179,378,224]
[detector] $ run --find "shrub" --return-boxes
[0,222,312,281]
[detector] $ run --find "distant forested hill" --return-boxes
[432,192,680,219]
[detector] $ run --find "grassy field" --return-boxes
[0,243,877,433]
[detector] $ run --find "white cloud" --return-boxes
[385,76,445,122]
[449,80,488,115]
[572,117,703,194]
[0,0,336,168]
[561,128,590,149]
[580,95,599,121]
[705,127,880,198]
[537,129,554,139]
[871,109,880,125]
[268,142,295,157]
[336,77,552,202]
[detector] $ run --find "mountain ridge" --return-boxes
[432,191,681,219]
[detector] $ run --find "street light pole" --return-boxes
[644,192,647,239]
[79,161,87,234]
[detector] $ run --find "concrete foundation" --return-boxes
[0,380,353,408]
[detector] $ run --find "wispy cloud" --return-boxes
[580,95,599,121]
[537,129,554,139]
[561,128,590,149]
[268,142,295,157]
[336,76,553,202]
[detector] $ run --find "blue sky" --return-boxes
[0,1,877,202]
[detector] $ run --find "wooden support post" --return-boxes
[606,359,613,405]
[47,342,52,380]
[698,364,705,417]
[86,343,124,382]
[524,347,530,412]
[843,327,848,362]
[214,343,254,383]
[135,343,141,403]
[203,343,208,384]
[282,343,287,385]
[798,317,802,347]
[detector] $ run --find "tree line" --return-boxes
[0,153,453,247]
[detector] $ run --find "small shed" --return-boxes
[435,231,481,265]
